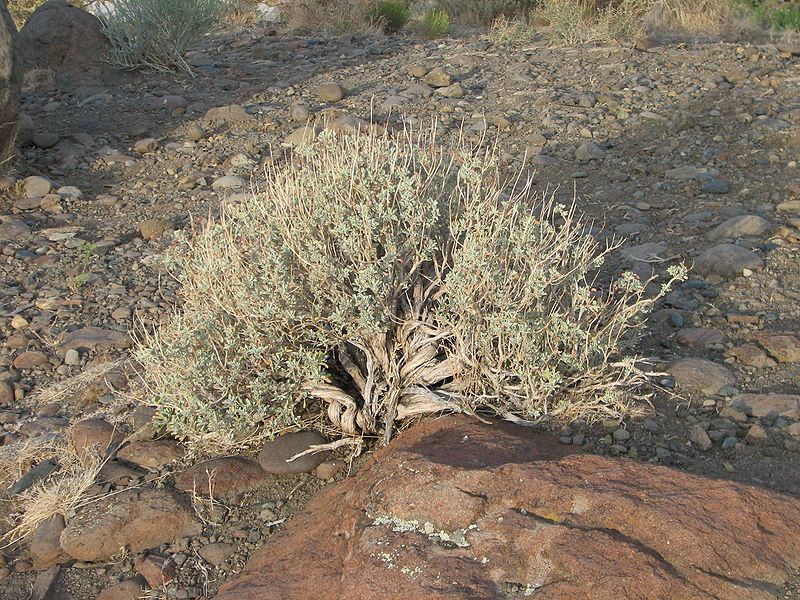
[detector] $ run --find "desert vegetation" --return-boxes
[1,0,799,597]
[282,0,799,39]
[133,128,685,453]
[99,0,227,74]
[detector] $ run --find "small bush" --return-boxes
[421,7,451,37]
[746,0,800,31]
[540,0,592,43]
[489,15,536,45]
[370,0,411,33]
[100,0,225,74]
[136,127,684,453]
[595,0,653,41]
[284,0,378,34]
[767,4,800,31]
[435,0,534,24]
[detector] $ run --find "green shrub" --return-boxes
[100,0,225,74]
[422,7,451,37]
[370,0,411,32]
[136,128,685,453]
[755,1,800,31]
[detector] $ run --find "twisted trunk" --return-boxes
[305,320,463,442]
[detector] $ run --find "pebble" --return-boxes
[64,349,80,366]
[133,138,158,154]
[258,431,329,475]
[317,82,345,102]
[213,175,246,190]
[31,131,59,149]
[701,179,729,194]
[689,425,712,451]
[424,67,451,87]
[668,359,737,397]
[22,175,52,198]
[708,215,771,240]
[575,140,606,161]
[694,244,764,279]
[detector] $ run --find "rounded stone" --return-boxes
[258,431,329,475]
[212,175,246,190]
[317,83,345,102]
[133,138,157,154]
[22,175,52,198]
[31,131,59,148]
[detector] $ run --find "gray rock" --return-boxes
[317,83,345,102]
[212,175,246,190]
[19,0,121,90]
[694,244,764,279]
[708,215,770,240]
[0,220,31,241]
[0,1,21,160]
[575,141,605,161]
[701,179,729,194]
[22,175,52,197]
[612,428,630,442]
[257,431,329,475]
[729,394,800,419]
[668,359,736,396]
[689,425,712,451]
[8,459,57,495]
[31,131,59,148]
[424,67,451,87]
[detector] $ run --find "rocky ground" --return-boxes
[0,9,799,600]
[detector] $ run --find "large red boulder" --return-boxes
[219,415,800,600]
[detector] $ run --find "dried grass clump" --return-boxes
[221,0,266,27]
[136,127,684,452]
[488,15,536,46]
[539,0,592,42]
[284,0,383,34]
[1,431,107,544]
[100,0,225,74]
[434,0,534,24]
[7,0,86,27]
[539,0,654,43]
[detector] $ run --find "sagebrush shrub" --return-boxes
[100,0,225,74]
[422,7,451,37]
[370,0,411,32]
[136,128,684,452]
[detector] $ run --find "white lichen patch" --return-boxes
[371,513,477,548]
